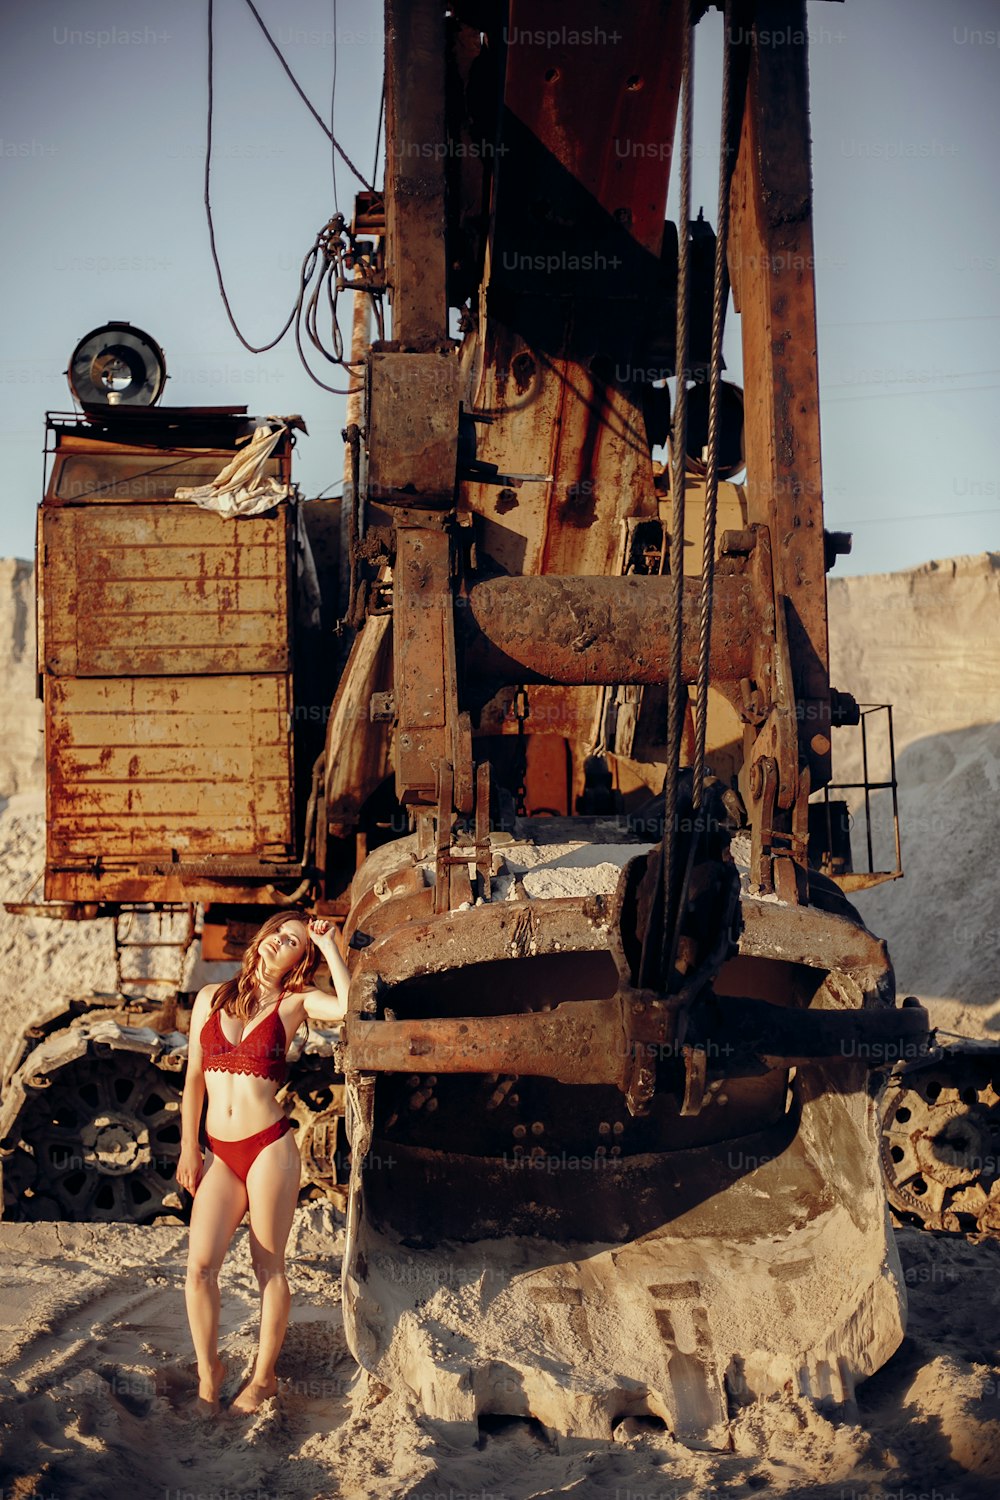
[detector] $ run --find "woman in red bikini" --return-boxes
[176,909,349,1414]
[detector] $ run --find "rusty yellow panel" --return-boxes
[46,674,293,865]
[49,781,289,819]
[48,675,271,743]
[75,543,277,582]
[41,504,289,677]
[46,504,285,547]
[76,577,279,615]
[60,743,289,781]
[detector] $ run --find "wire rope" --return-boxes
[692,0,734,814]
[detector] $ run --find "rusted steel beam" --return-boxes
[461,572,756,686]
[698,993,929,1070]
[383,0,448,346]
[393,526,466,804]
[349,997,630,1087]
[728,0,831,783]
[347,989,928,1085]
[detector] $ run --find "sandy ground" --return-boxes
[2,553,1000,1497]
[0,1207,999,1500]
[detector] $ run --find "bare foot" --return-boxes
[230,1375,278,1414]
[195,1358,226,1414]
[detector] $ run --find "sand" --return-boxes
[0,1209,998,1499]
[1,553,999,1497]
[827,554,1000,1041]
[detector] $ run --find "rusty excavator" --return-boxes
[4,0,998,1446]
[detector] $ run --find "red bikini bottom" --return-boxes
[206,1117,293,1183]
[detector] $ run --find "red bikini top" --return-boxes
[200,1003,287,1083]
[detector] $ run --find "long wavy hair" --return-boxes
[209,909,320,1021]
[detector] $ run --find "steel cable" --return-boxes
[638,3,694,992]
[692,0,734,813]
[372,83,385,188]
[658,3,695,986]
[330,0,340,212]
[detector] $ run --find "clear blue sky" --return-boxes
[1,0,997,575]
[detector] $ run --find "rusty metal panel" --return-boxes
[366,351,460,506]
[458,0,684,580]
[41,504,290,677]
[45,673,294,869]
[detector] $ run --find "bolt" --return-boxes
[530,1121,544,1136]
[598,1121,611,1136]
[513,1124,527,1139]
[612,1121,624,1135]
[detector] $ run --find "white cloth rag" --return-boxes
[175,422,291,518]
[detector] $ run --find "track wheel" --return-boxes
[880,1062,1000,1233]
[2,1053,184,1223]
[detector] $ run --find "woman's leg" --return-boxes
[184,1150,249,1408]
[233,1127,300,1411]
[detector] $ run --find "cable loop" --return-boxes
[205,1,378,392]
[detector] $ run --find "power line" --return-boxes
[823,382,1000,404]
[372,81,385,189]
[241,0,373,190]
[823,367,1000,392]
[205,0,299,353]
[330,0,339,213]
[203,0,366,391]
[820,312,1000,329]
[836,507,999,525]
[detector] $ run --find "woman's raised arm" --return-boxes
[304,918,351,1024]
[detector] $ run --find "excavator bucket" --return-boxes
[337,820,925,1441]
